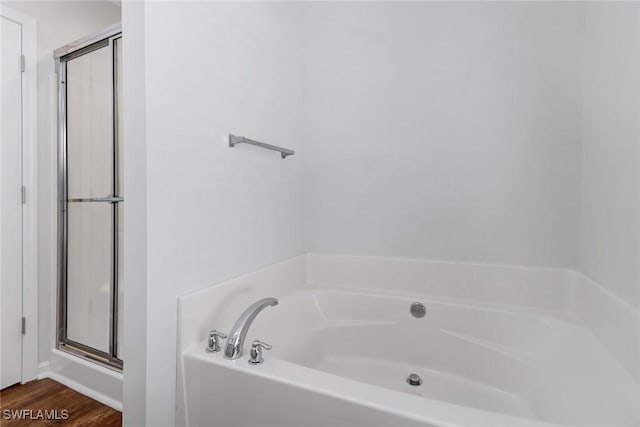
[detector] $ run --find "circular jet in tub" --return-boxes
[410,302,426,318]
[407,373,422,386]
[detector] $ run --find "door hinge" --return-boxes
[21,317,26,335]
[21,186,26,204]
[20,54,25,72]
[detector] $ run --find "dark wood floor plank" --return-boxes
[0,379,121,426]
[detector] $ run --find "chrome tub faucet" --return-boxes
[224,297,278,360]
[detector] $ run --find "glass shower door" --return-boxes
[58,33,123,369]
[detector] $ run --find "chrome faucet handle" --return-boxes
[248,340,271,365]
[206,330,228,353]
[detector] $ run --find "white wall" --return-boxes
[580,2,640,310]
[131,3,305,424]
[121,1,147,425]
[3,1,120,52]
[303,2,584,269]
[3,0,121,364]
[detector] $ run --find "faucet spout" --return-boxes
[224,297,278,360]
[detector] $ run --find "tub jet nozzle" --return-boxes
[407,373,422,386]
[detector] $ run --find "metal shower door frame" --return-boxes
[56,26,123,371]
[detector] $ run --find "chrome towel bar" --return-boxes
[228,134,295,159]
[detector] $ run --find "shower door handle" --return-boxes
[67,196,124,203]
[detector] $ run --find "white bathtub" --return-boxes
[178,255,640,427]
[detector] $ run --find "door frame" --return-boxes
[0,5,38,384]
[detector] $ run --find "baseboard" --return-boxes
[37,361,121,410]
[37,350,123,411]
[45,371,122,411]
[36,361,50,380]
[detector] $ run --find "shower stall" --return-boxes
[56,25,123,370]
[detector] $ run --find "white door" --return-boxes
[0,16,24,389]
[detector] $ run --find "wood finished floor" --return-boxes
[0,379,121,426]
